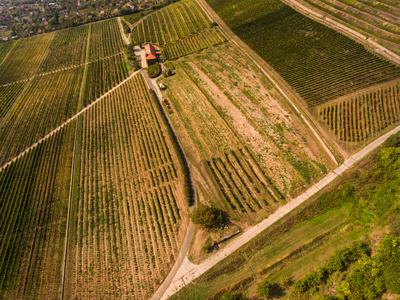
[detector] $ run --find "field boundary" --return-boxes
[282,0,400,66]
[196,0,341,164]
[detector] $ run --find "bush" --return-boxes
[147,63,161,78]
[325,242,370,274]
[376,234,400,293]
[257,280,280,299]
[190,203,229,230]
[337,257,385,300]
[220,292,248,300]
[295,268,327,293]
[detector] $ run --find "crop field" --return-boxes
[0,42,14,65]
[163,27,226,60]
[0,34,53,84]
[0,82,25,120]
[0,67,83,166]
[317,79,400,143]
[162,43,330,220]
[83,53,129,106]
[131,0,226,59]
[206,0,400,107]
[89,19,125,60]
[0,123,75,299]
[64,74,186,299]
[38,25,89,72]
[302,0,400,55]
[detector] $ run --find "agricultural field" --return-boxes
[0,42,14,65]
[317,79,400,143]
[131,0,226,59]
[163,27,226,60]
[0,123,75,299]
[301,0,400,55]
[0,67,83,166]
[82,53,129,106]
[173,133,400,300]
[0,82,26,120]
[207,0,400,106]
[207,0,400,148]
[38,25,89,73]
[89,19,126,60]
[64,74,187,299]
[0,34,54,84]
[161,43,331,221]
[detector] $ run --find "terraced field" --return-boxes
[210,0,400,106]
[301,0,400,55]
[317,79,400,143]
[64,74,187,299]
[0,123,75,299]
[162,43,330,221]
[131,0,226,59]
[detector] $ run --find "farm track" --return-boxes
[160,122,400,299]
[282,0,400,65]
[196,0,341,163]
[0,70,140,174]
[117,17,131,45]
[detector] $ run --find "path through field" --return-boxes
[160,122,400,299]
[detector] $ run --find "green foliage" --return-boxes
[376,234,400,293]
[325,242,370,274]
[163,68,175,77]
[257,280,280,299]
[295,268,327,293]
[147,63,161,78]
[190,203,229,230]
[220,291,248,300]
[338,257,385,300]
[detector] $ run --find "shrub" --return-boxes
[257,280,280,299]
[376,234,400,293]
[147,63,161,78]
[190,203,229,230]
[295,268,327,293]
[325,242,370,274]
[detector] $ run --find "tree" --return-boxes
[190,203,229,230]
[376,234,400,293]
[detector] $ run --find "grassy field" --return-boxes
[131,0,227,59]
[173,133,400,299]
[302,0,400,55]
[161,43,331,222]
[207,0,400,107]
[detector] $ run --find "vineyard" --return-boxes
[206,0,400,107]
[0,82,25,120]
[38,25,89,72]
[83,53,129,106]
[131,0,226,59]
[0,67,83,166]
[162,43,330,220]
[317,79,400,143]
[89,19,126,60]
[0,123,75,299]
[163,27,226,60]
[64,74,186,299]
[0,42,14,65]
[0,34,53,84]
[301,0,400,55]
